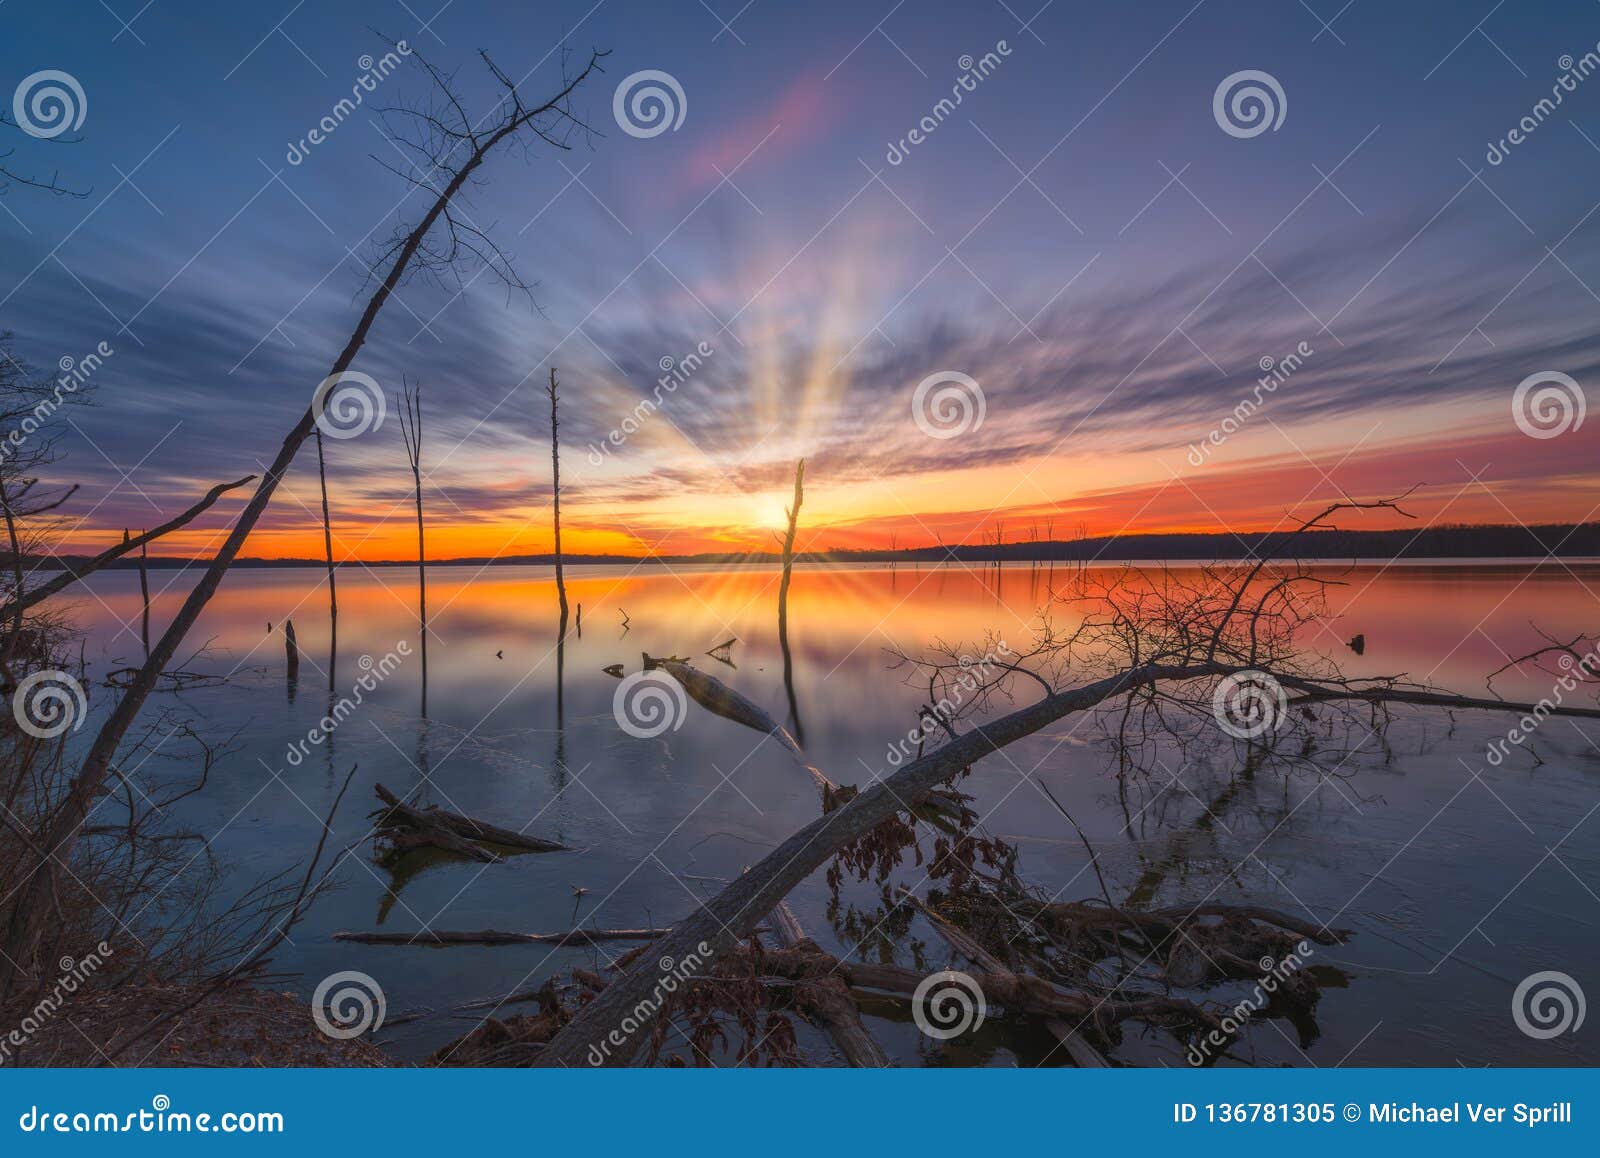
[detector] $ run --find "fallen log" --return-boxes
[374,783,569,854]
[334,927,668,947]
[743,942,1219,1033]
[1018,899,1350,947]
[764,899,890,1068]
[644,656,821,778]
[898,887,1109,1067]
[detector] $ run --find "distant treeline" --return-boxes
[16,522,1600,574]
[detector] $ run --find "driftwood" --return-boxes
[898,887,1109,1067]
[372,783,569,861]
[730,941,1219,1034]
[643,656,966,824]
[646,657,800,752]
[1016,899,1350,947]
[0,475,255,623]
[764,899,890,1068]
[335,927,667,946]
[645,656,822,780]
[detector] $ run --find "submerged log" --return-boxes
[765,898,890,1068]
[643,656,833,794]
[373,783,569,854]
[742,942,1219,1033]
[898,887,1108,1067]
[335,927,667,947]
[1019,899,1351,947]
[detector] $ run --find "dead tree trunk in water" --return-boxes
[778,459,805,746]
[284,618,299,703]
[547,368,569,622]
[314,427,337,663]
[0,45,609,998]
[399,381,428,713]
[136,530,150,658]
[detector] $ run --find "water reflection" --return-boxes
[56,560,1600,1065]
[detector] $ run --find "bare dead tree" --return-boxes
[0,475,254,626]
[0,333,90,683]
[547,368,568,621]
[0,42,609,996]
[778,458,805,744]
[777,459,804,633]
[398,379,428,712]
[314,426,337,664]
[0,116,89,199]
[129,529,150,658]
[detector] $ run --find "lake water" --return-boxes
[50,560,1600,1066]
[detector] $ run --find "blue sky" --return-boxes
[3,0,1600,557]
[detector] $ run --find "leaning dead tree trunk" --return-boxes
[0,46,609,997]
[0,474,254,624]
[547,367,569,621]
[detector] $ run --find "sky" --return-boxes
[3,0,1600,560]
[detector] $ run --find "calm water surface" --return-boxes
[54,561,1600,1066]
